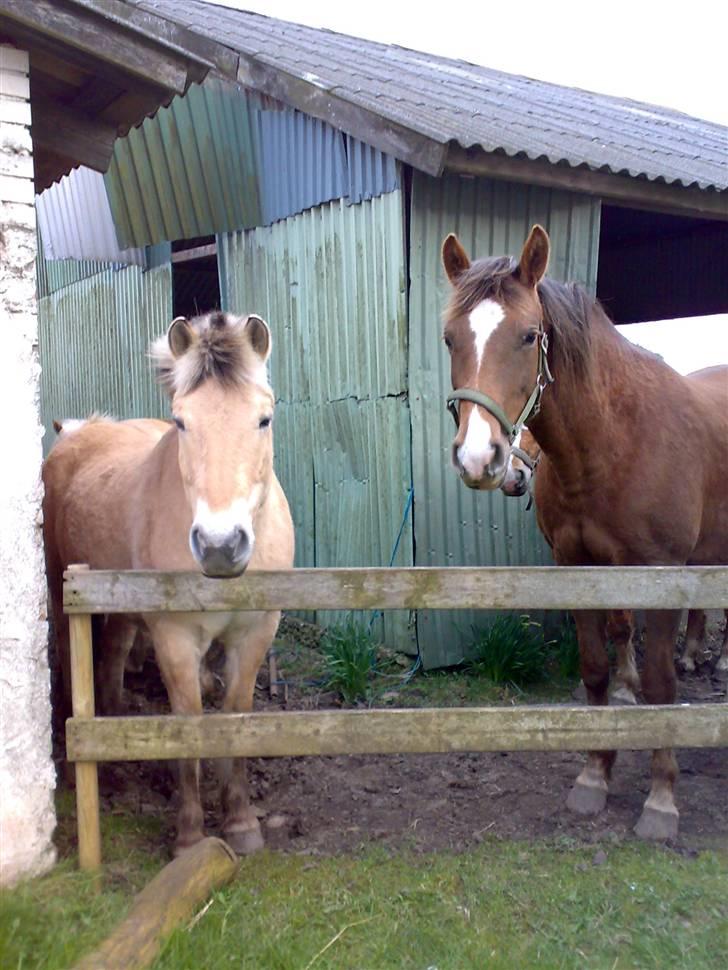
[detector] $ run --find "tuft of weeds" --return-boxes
[320,618,378,704]
[552,614,581,680]
[466,614,546,687]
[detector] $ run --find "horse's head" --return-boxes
[152,311,275,578]
[441,225,551,490]
[501,428,540,498]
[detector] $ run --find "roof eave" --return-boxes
[446,145,728,221]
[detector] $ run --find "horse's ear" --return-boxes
[442,233,471,284]
[517,225,550,287]
[167,316,194,358]
[245,314,271,362]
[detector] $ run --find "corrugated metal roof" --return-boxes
[137,0,728,193]
[35,166,143,265]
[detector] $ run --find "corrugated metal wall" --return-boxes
[409,172,601,667]
[218,189,414,646]
[38,262,172,454]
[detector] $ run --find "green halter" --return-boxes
[446,330,554,442]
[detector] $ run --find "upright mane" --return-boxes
[151,310,269,396]
[445,256,610,382]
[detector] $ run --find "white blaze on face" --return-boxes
[456,299,505,478]
[468,298,504,372]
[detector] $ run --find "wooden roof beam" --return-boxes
[0,0,192,93]
[446,145,728,221]
[31,97,117,174]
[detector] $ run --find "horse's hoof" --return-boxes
[224,826,265,855]
[715,657,728,675]
[679,656,696,674]
[610,686,638,706]
[566,781,607,815]
[634,805,679,841]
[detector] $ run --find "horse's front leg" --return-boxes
[219,611,280,855]
[607,609,640,704]
[148,617,206,855]
[96,615,138,714]
[567,609,615,815]
[635,609,681,840]
[681,608,707,673]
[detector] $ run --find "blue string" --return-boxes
[367,485,414,635]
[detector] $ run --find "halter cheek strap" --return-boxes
[446,330,554,444]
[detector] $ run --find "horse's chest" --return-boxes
[550,515,625,566]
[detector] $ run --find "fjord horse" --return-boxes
[442,227,728,839]
[43,311,294,855]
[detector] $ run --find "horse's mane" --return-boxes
[445,257,610,382]
[151,311,268,396]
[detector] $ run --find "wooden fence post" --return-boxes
[68,564,101,872]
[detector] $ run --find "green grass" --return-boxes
[466,614,547,687]
[320,618,379,704]
[4,803,726,970]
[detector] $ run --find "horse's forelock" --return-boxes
[444,255,517,324]
[151,312,268,396]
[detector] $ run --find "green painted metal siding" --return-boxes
[409,172,601,667]
[219,190,414,646]
[38,263,173,454]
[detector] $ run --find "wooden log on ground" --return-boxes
[63,565,728,614]
[72,837,238,970]
[67,703,728,763]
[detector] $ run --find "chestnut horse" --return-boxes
[442,227,728,839]
[43,311,294,855]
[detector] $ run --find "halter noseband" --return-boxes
[446,329,554,443]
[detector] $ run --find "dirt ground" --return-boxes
[76,621,728,860]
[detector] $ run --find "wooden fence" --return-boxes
[63,565,728,870]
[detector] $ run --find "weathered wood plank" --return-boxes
[69,590,101,873]
[63,566,728,614]
[67,704,728,763]
[72,838,238,970]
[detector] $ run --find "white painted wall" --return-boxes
[0,45,56,886]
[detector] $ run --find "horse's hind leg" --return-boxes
[607,609,640,704]
[96,615,138,714]
[634,609,681,841]
[148,618,206,854]
[681,608,707,673]
[567,610,616,815]
[218,612,280,855]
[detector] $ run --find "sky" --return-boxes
[213,0,728,126]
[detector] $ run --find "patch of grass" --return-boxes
[3,794,727,970]
[320,618,379,704]
[553,614,581,680]
[466,614,546,687]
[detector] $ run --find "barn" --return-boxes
[2,0,726,882]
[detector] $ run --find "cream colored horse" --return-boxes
[43,311,294,855]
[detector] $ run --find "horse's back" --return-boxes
[43,417,170,574]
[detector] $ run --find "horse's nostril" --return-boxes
[232,527,250,562]
[492,441,505,471]
[190,524,206,560]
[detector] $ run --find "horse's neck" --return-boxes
[528,321,644,485]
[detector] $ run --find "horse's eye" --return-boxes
[444,335,453,351]
[173,416,186,431]
[259,416,272,430]
[523,331,538,346]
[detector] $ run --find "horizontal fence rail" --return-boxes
[62,564,728,871]
[63,565,728,614]
[66,704,728,763]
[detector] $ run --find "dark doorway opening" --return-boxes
[172,235,221,319]
[596,206,728,325]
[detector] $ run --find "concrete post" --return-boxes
[0,44,56,886]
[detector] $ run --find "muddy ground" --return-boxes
[64,623,727,858]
